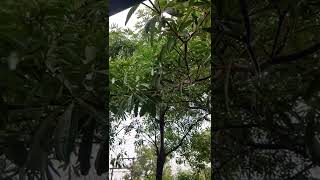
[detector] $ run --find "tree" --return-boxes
[123,144,174,180]
[211,0,320,179]
[1,0,108,179]
[110,0,211,179]
[178,128,210,178]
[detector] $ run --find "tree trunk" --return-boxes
[156,106,166,180]
[156,152,165,180]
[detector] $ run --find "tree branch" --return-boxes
[271,42,320,64]
[187,12,209,42]
[144,132,159,155]
[239,0,260,75]
[183,42,191,80]
[213,41,320,74]
[246,142,290,150]
[271,12,285,57]
[212,123,260,131]
[193,76,211,82]
[142,2,155,13]
[165,115,207,156]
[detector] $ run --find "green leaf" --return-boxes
[159,44,167,61]
[179,19,193,31]
[127,95,133,111]
[84,45,97,64]
[139,103,148,117]
[148,101,156,118]
[145,16,160,46]
[26,110,57,171]
[134,103,139,117]
[94,143,109,175]
[125,4,139,25]
[54,103,74,163]
[164,7,183,17]
[145,16,158,34]
[192,13,198,25]
[79,118,95,175]
[167,36,176,52]
[7,51,19,70]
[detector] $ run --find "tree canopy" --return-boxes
[211,0,320,179]
[1,0,108,179]
[109,0,211,179]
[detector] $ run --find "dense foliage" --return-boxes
[1,0,108,179]
[211,0,320,179]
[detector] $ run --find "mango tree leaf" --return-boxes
[54,102,74,163]
[48,160,61,177]
[164,7,183,17]
[134,102,139,117]
[145,16,160,45]
[127,95,133,112]
[84,45,96,64]
[125,4,139,25]
[167,36,177,51]
[26,110,58,171]
[140,103,148,117]
[159,44,168,61]
[79,118,95,175]
[145,16,159,34]
[8,51,19,70]
[3,138,28,166]
[94,143,109,176]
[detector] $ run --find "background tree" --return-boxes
[123,144,174,180]
[178,128,210,178]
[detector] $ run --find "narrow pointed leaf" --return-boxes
[125,4,139,25]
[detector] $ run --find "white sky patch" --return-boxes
[109,1,150,30]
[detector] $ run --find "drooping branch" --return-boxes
[213,41,320,73]
[212,123,261,131]
[143,132,159,154]
[193,75,211,82]
[184,42,191,80]
[271,12,285,57]
[239,0,260,75]
[271,42,320,64]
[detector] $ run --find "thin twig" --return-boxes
[187,12,209,42]
[239,0,260,75]
[165,114,208,156]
